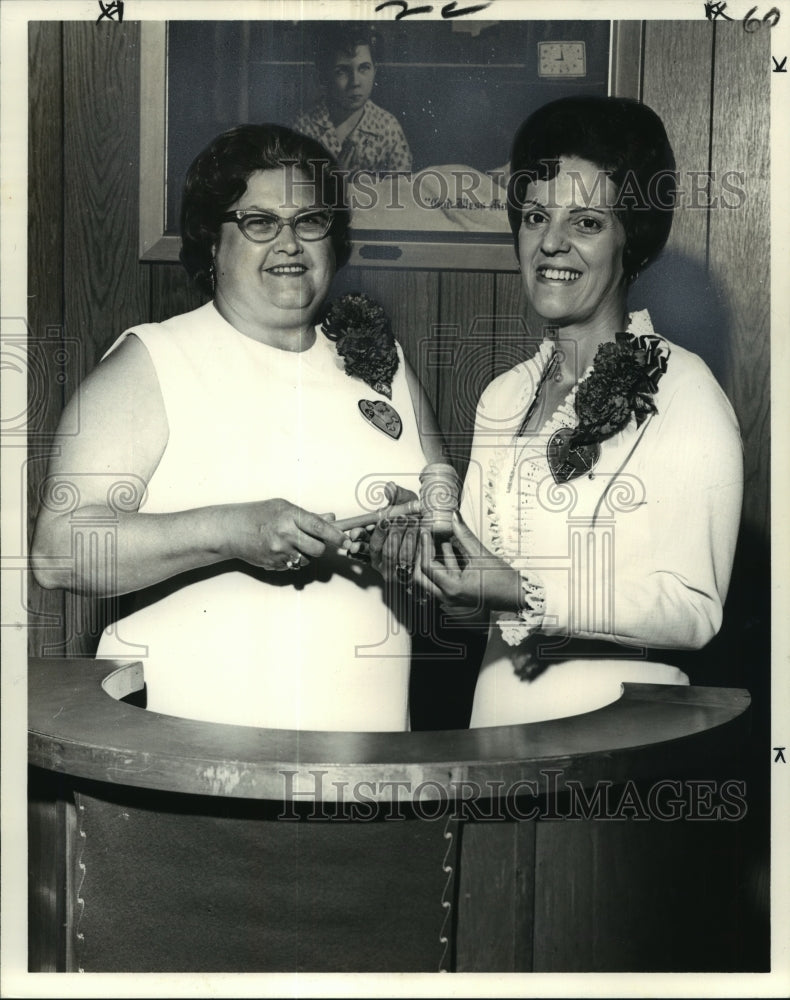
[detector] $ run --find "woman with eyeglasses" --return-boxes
[415,97,743,727]
[31,123,442,731]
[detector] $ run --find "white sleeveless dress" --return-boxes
[96,302,428,731]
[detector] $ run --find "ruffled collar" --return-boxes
[484,310,669,563]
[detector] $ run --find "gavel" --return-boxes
[334,462,460,539]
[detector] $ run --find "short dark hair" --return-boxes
[506,96,676,282]
[314,24,380,82]
[180,123,351,296]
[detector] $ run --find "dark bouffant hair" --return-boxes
[507,96,676,282]
[180,124,351,296]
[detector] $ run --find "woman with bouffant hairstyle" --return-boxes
[506,96,677,282]
[416,96,742,727]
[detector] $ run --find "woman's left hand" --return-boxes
[367,482,420,584]
[415,512,523,614]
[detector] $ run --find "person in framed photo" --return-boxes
[294,24,413,174]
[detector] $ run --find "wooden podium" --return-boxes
[28,657,755,973]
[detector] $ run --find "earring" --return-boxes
[208,259,216,294]
[628,257,649,284]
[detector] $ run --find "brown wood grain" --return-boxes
[27,767,80,973]
[642,21,714,262]
[62,22,149,369]
[635,20,735,408]
[27,774,60,972]
[493,269,545,373]
[149,263,207,324]
[435,271,495,471]
[61,23,151,654]
[27,21,64,402]
[455,819,535,971]
[531,804,760,971]
[27,22,66,659]
[709,23,770,537]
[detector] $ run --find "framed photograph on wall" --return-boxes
[140,19,642,270]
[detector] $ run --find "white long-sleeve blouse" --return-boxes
[460,310,743,726]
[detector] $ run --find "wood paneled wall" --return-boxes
[28,21,150,657]
[28,21,771,672]
[28,22,65,659]
[640,21,770,540]
[634,21,771,707]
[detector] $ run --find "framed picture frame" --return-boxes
[139,19,643,271]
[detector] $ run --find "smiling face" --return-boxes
[518,156,628,334]
[213,168,335,348]
[327,45,376,118]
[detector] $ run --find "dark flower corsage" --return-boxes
[321,292,400,398]
[570,331,667,447]
[546,330,668,484]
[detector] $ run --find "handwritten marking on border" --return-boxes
[704,1,780,27]
[705,1,734,19]
[375,0,492,20]
[96,0,124,22]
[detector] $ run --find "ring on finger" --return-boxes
[396,563,413,583]
[285,555,302,571]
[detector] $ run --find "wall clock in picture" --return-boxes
[538,41,587,77]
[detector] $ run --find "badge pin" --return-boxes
[547,428,600,483]
[358,400,402,440]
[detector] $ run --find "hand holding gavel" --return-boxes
[334,462,460,538]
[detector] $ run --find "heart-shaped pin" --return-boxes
[547,428,600,483]
[358,399,402,440]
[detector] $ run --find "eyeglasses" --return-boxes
[219,209,333,243]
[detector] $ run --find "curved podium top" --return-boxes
[28,657,751,802]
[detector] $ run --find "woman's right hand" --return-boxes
[222,498,356,571]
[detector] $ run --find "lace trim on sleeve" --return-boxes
[495,571,546,646]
